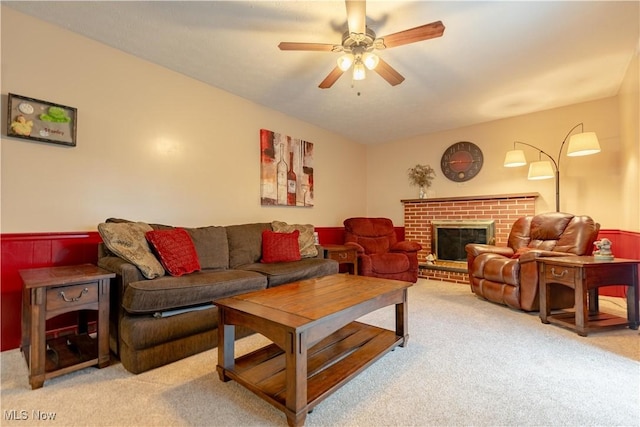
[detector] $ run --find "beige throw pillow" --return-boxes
[98,222,165,279]
[271,221,318,258]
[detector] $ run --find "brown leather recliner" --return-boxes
[344,217,422,283]
[465,212,600,311]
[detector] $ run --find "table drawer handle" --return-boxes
[339,253,348,259]
[59,288,89,302]
[550,268,568,278]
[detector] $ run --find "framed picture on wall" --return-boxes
[260,129,314,207]
[6,93,77,147]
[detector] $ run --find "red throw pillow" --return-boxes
[146,228,201,276]
[261,230,301,263]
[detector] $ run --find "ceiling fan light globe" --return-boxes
[353,63,366,80]
[363,52,379,70]
[337,54,353,71]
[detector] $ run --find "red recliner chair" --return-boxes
[343,217,422,283]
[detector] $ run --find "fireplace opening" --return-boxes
[432,220,495,262]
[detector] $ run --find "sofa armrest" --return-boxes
[391,241,422,253]
[98,255,144,293]
[313,244,324,259]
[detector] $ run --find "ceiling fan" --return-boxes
[278,0,445,89]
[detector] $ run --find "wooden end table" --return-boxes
[20,264,114,389]
[538,256,639,336]
[322,244,358,275]
[215,274,411,426]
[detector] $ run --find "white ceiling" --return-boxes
[5,1,639,145]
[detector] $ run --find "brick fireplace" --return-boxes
[402,193,538,284]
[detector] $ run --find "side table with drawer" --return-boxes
[538,256,639,336]
[20,264,115,389]
[322,244,358,275]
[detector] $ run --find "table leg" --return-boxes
[539,266,550,324]
[628,267,639,330]
[29,288,46,389]
[575,277,588,337]
[588,288,599,314]
[97,279,110,368]
[216,310,235,382]
[285,331,307,427]
[20,287,30,359]
[396,289,409,347]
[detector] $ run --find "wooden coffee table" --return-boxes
[215,274,412,427]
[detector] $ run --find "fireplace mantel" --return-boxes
[403,193,538,284]
[401,192,539,204]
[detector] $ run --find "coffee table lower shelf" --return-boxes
[218,321,402,415]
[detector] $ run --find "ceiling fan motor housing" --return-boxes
[341,27,382,53]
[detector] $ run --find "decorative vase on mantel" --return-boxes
[407,164,436,201]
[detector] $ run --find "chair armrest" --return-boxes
[465,243,514,258]
[518,250,577,264]
[344,242,365,254]
[391,241,422,253]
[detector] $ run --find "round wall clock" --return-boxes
[440,141,484,182]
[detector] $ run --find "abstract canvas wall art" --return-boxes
[260,129,314,207]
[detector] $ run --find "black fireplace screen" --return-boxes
[432,221,495,262]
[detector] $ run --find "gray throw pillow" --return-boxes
[271,221,318,258]
[98,222,165,279]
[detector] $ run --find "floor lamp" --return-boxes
[503,123,601,212]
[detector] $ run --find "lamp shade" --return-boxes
[527,161,554,180]
[504,150,527,167]
[567,132,600,156]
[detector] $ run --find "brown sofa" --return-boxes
[465,212,599,311]
[97,220,338,374]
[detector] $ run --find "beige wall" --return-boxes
[2,7,638,234]
[366,97,626,229]
[617,47,639,231]
[1,7,367,232]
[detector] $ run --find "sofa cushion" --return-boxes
[122,269,267,314]
[261,230,301,263]
[271,220,318,258]
[145,228,201,277]
[184,226,229,270]
[98,222,165,279]
[240,258,339,287]
[226,223,272,268]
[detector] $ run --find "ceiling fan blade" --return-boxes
[374,57,405,86]
[345,0,366,34]
[319,66,345,89]
[381,21,445,48]
[278,42,336,51]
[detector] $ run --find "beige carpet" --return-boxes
[1,279,638,426]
